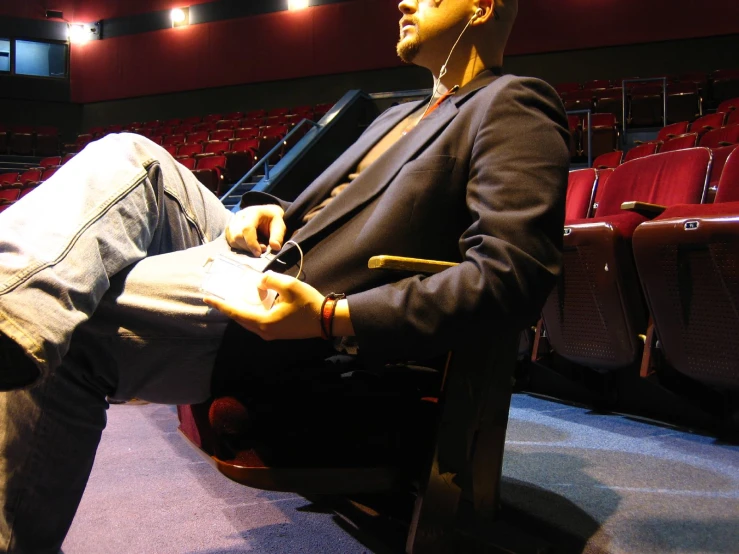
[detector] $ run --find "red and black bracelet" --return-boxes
[320,292,346,340]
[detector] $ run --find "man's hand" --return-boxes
[204,271,323,341]
[226,205,286,256]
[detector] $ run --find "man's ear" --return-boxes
[470,0,495,25]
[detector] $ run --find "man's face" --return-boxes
[396,0,472,65]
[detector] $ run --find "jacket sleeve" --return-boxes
[347,77,570,362]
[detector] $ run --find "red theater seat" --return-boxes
[705,144,739,201]
[185,131,209,144]
[0,188,21,203]
[223,111,244,120]
[632,147,739,390]
[245,109,266,119]
[554,82,581,95]
[202,114,222,124]
[193,122,217,133]
[61,153,75,164]
[656,121,690,142]
[541,148,712,371]
[593,88,624,124]
[234,127,259,140]
[192,155,226,194]
[35,127,60,157]
[563,89,594,112]
[0,172,18,186]
[566,169,599,221]
[711,69,739,105]
[629,83,664,127]
[163,118,181,127]
[181,116,201,126]
[258,125,289,160]
[178,157,196,170]
[690,112,727,137]
[592,150,622,169]
[216,120,240,130]
[199,140,230,157]
[208,129,232,142]
[659,132,699,153]
[717,97,739,113]
[582,113,620,161]
[40,167,59,182]
[163,134,186,146]
[726,110,739,126]
[666,82,702,124]
[624,141,661,162]
[699,124,739,149]
[17,169,43,186]
[267,107,290,118]
[177,143,204,158]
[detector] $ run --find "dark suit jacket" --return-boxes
[232,71,569,365]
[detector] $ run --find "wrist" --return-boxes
[319,294,353,339]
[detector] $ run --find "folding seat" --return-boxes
[267,107,290,118]
[157,126,174,137]
[75,134,94,151]
[234,127,259,140]
[142,120,160,129]
[173,124,194,135]
[666,82,702,123]
[18,185,37,199]
[241,116,264,128]
[727,110,739,126]
[593,88,624,124]
[554,82,581,95]
[202,114,222,124]
[149,136,164,145]
[39,156,61,168]
[192,122,217,133]
[632,148,739,390]
[628,83,665,128]
[592,150,622,169]
[0,172,18,186]
[87,126,105,137]
[541,148,712,370]
[698,123,739,149]
[176,143,204,158]
[163,118,181,127]
[291,105,314,119]
[215,119,240,130]
[264,114,290,126]
[9,126,34,156]
[163,134,186,146]
[717,97,739,113]
[185,131,209,144]
[61,153,75,164]
[563,89,594,112]
[17,168,43,186]
[224,138,258,181]
[245,109,267,119]
[705,144,738,201]
[163,144,178,157]
[0,188,21,203]
[623,141,660,162]
[206,129,230,142]
[177,157,196,170]
[223,111,244,120]
[656,121,689,142]
[581,113,620,161]
[198,140,230,157]
[258,125,289,161]
[711,69,739,105]
[566,169,599,221]
[659,132,699,153]
[690,112,726,137]
[191,155,226,194]
[39,166,58,182]
[582,79,611,92]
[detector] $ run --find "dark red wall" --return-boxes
[2,0,738,103]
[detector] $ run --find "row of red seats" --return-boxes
[541,146,739,401]
[555,68,739,103]
[0,125,60,157]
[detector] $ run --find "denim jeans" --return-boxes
[0,134,234,553]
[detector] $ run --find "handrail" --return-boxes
[621,77,668,137]
[567,109,593,168]
[219,117,321,203]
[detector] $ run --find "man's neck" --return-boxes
[429,49,490,92]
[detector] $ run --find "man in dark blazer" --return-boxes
[0,0,568,551]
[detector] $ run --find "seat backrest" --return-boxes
[592,150,622,169]
[715,147,739,203]
[18,168,42,185]
[41,167,58,181]
[0,172,18,185]
[690,112,726,134]
[583,113,617,129]
[660,132,699,153]
[593,147,712,217]
[657,121,689,142]
[216,119,240,130]
[210,129,234,142]
[699,123,739,148]
[565,169,598,221]
[203,140,230,155]
[178,157,196,170]
[203,113,222,124]
[728,110,739,126]
[717,97,739,113]
[196,155,226,170]
[554,82,581,95]
[177,143,203,157]
[245,109,267,119]
[709,144,739,189]
[234,127,259,140]
[186,131,209,143]
[0,188,20,202]
[223,111,244,120]
[624,141,660,162]
[230,138,259,152]
[261,125,289,138]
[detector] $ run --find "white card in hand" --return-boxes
[201,254,277,310]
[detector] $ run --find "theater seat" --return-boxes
[690,112,726,137]
[541,148,712,370]
[565,169,599,220]
[632,147,739,389]
[699,123,739,149]
[0,188,21,203]
[717,97,739,113]
[657,121,690,142]
[706,144,739,201]
[0,172,18,186]
[592,150,622,169]
[191,155,226,194]
[176,143,204,158]
[582,113,620,161]
[660,132,699,153]
[711,69,739,105]
[624,141,661,162]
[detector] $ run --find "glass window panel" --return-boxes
[15,40,67,78]
[0,39,9,72]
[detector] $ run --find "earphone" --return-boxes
[471,8,484,21]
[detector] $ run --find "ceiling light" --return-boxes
[68,23,96,44]
[288,0,309,11]
[171,7,190,27]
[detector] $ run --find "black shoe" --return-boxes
[0,333,40,391]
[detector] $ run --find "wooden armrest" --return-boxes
[368,255,458,275]
[620,201,667,217]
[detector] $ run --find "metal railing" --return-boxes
[621,77,668,137]
[219,117,321,203]
[567,109,592,168]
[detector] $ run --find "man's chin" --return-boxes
[396,39,420,64]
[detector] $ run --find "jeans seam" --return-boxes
[0,162,153,295]
[162,181,207,245]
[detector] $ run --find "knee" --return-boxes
[95,132,173,165]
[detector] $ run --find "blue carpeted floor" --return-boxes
[61,394,739,553]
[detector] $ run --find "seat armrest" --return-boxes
[620,201,667,217]
[368,255,458,275]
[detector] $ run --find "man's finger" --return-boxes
[268,216,286,251]
[259,271,297,299]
